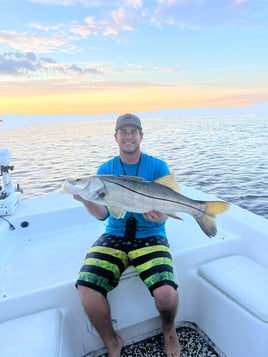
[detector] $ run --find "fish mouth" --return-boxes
[68,178,88,190]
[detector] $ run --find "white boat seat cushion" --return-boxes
[198,255,268,322]
[0,308,62,357]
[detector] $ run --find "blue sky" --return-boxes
[0,0,268,115]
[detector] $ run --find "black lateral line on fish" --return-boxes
[106,180,214,217]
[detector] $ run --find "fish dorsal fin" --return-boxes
[154,174,180,192]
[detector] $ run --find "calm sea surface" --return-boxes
[1,116,267,219]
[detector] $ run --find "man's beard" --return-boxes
[121,144,140,155]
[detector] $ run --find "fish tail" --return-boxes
[206,201,230,215]
[196,201,230,238]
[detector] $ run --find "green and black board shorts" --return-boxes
[76,234,178,297]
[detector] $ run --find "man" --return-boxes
[74,113,180,357]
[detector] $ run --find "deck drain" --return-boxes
[20,221,30,228]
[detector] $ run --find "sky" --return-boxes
[0,0,268,116]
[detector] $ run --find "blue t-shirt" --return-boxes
[97,153,170,238]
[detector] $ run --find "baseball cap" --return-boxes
[115,113,142,131]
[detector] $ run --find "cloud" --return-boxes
[0,49,183,82]
[3,1,261,59]
[18,6,139,53]
[23,0,268,33]
[29,22,65,32]
[0,52,42,75]
[0,77,163,97]
[69,18,100,38]
[28,0,142,8]
[0,52,103,76]
[28,0,102,6]
[110,8,136,31]
[234,0,247,4]
[0,30,76,53]
[68,7,136,39]
[151,0,265,29]
[125,0,143,10]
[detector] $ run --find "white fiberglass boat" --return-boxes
[0,148,268,357]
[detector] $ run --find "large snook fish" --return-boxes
[62,174,229,238]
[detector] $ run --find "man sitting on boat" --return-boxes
[74,113,181,357]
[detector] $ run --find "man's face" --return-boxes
[115,125,143,155]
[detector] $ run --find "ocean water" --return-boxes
[0,116,267,219]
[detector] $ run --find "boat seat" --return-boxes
[198,255,268,322]
[0,308,62,357]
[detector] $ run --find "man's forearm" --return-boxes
[74,195,108,219]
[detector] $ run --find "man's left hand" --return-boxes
[143,210,168,222]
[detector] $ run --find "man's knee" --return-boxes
[153,285,178,309]
[77,284,104,304]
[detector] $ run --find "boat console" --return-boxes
[0,148,23,216]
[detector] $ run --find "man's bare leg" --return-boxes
[153,285,181,357]
[162,323,181,357]
[78,286,123,357]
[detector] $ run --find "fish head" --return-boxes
[62,177,89,194]
[62,176,106,202]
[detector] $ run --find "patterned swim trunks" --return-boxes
[76,234,178,297]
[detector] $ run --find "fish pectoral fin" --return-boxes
[154,173,180,192]
[108,205,126,219]
[167,213,183,220]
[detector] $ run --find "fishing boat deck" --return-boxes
[1,187,268,357]
[98,322,225,357]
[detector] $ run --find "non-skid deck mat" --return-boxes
[98,322,226,357]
